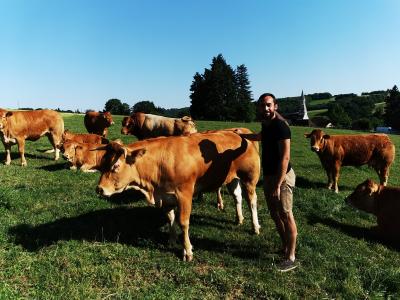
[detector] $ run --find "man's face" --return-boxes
[258,96,277,120]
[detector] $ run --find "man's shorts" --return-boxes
[263,168,296,213]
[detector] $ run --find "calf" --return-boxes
[84,111,114,137]
[0,109,64,166]
[346,179,400,242]
[95,131,261,261]
[62,129,109,144]
[305,129,395,192]
[61,140,107,172]
[121,112,197,140]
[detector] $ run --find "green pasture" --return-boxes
[0,114,399,299]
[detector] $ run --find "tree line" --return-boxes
[22,53,396,131]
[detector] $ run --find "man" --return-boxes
[239,93,298,272]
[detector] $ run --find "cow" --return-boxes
[95,131,261,261]
[0,109,64,166]
[84,111,114,137]
[346,179,400,242]
[304,129,395,193]
[62,129,109,144]
[121,112,197,140]
[60,140,108,172]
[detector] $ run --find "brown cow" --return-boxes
[121,112,197,140]
[84,111,114,137]
[60,140,108,172]
[0,109,64,166]
[346,179,400,242]
[95,131,261,261]
[305,129,395,193]
[62,129,109,144]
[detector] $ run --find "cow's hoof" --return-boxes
[21,162,27,167]
[182,249,193,262]
[183,253,193,262]
[254,226,261,235]
[236,218,244,225]
[5,161,11,166]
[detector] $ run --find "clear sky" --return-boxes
[1,0,399,112]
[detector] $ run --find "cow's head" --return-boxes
[96,141,146,197]
[121,116,133,135]
[61,129,73,143]
[60,141,77,163]
[304,129,330,152]
[102,111,114,126]
[0,110,12,131]
[176,116,197,135]
[345,179,380,214]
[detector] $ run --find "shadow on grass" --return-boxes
[296,175,354,191]
[9,206,261,260]
[307,213,400,250]
[9,207,170,252]
[37,162,68,171]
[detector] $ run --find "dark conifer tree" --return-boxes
[234,64,255,122]
[384,85,400,130]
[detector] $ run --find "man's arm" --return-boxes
[236,132,262,141]
[273,138,291,196]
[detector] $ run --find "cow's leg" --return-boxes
[324,165,333,190]
[164,208,178,245]
[17,139,27,166]
[226,179,244,225]
[332,162,341,193]
[379,164,389,186]
[241,181,261,235]
[4,143,12,165]
[216,188,224,210]
[176,188,193,262]
[47,133,61,160]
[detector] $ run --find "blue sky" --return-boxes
[1,0,399,111]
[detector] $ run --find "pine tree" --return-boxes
[234,64,255,122]
[189,54,242,121]
[384,85,400,130]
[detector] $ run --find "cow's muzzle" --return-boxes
[96,186,106,197]
[311,146,320,152]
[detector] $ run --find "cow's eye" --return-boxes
[111,161,121,173]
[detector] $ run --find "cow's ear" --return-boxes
[126,148,146,165]
[304,133,311,138]
[323,134,330,139]
[5,112,13,117]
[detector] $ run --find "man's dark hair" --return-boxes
[258,93,277,104]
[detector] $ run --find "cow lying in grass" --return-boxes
[346,179,400,243]
[62,129,109,144]
[61,141,108,172]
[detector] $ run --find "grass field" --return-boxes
[0,114,399,299]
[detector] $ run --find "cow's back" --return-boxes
[9,110,64,139]
[327,134,394,166]
[129,131,260,193]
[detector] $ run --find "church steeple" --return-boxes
[300,90,309,120]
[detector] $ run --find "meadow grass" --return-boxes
[0,115,399,299]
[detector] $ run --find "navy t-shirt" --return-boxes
[261,118,292,175]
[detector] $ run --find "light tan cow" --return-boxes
[305,129,395,192]
[95,131,260,261]
[61,140,107,172]
[0,109,64,166]
[121,112,197,140]
[346,179,400,242]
